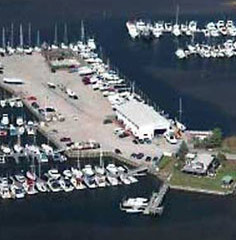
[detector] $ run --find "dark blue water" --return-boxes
[0,1,236,239]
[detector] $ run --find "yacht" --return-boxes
[47,179,62,192]
[1,145,12,154]
[87,38,96,50]
[1,114,9,125]
[48,169,61,179]
[94,174,106,187]
[13,144,24,153]
[16,116,24,126]
[82,165,97,188]
[0,178,12,199]
[59,177,74,192]
[126,21,139,39]
[71,175,86,190]
[35,178,48,192]
[106,175,119,186]
[10,183,25,199]
[0,100,6,107]
[175,48,186,59]
[120,174,131,185]
[106,163,119,176]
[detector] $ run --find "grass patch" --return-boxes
[159,156,172,170]
[170,161,236,192]
[222,136,236,153]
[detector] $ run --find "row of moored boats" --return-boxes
[0,164,139,199]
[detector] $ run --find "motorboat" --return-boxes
[120,174,131,185]
[13,144,24,153]
[1,114,9,125]
[48,169,61,179]
[71,176,86,190]
[41,144,54,155]
[26,171,37,181]
[106,164,119,176]
[126,21,139,39]
[9,124,17,136]
[106,175,119,186]
[16,116,24,126]
[94,174,106,187]
[35,179,48,192]
[1,145,12,154]
[63,169,73,178]
[47,179,62,192]
[87,38,96,50]
[59,177,74,192]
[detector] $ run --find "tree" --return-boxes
[177,141,189,161]
[209,128,222,148]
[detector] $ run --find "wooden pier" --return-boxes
[143,183,169,216]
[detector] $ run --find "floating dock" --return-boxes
[143,183,169,216]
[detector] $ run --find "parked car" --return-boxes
[164,130,177,144]
[60,137,72,142]
[130,153,137,158]
[136,153,144,159]
[144,138,152,144]
[27,95,37,101]
[145,156,152,162]
[132,139,139,144]
[31,101,39,109]
[118,132,129,138]
[114,148,122,154]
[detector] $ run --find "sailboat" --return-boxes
[6,23,15,55]
[175,97,186,132]
[61,23,68,49]
[34,30,41,52]
[16,24,24,53]
[51,23,58,49]
[172,5,181,37]
[24,23,33,54]
[0,27,6,54]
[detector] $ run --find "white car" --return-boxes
[164,131,177,144]
[113,128,124,135]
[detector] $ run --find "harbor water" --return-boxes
[0,0,236,239]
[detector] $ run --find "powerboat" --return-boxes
[1,114,9,125]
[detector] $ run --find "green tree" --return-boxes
[209,128,222,148]
[177,141,189,161]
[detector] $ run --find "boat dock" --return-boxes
[143,183,169,216]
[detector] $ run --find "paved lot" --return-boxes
[1,54,180,161]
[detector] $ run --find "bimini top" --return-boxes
[115,98,170,130]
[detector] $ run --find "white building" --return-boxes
[115,99,170,139]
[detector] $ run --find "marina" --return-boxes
[0,0,236,239]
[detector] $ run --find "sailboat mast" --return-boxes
[2,27,6,49]
[63,23,68,44]
[175,5,179,25]
[54,23,58,45]
[99,148,103,168]
[28,22,32,46]
[19,24,23,47]
[10,23,14,47]
[36,30,40,46]
[81,20,85,42]
[178,97,183,122]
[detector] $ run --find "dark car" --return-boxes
[130,153,137,158]
[132,139,139,144]
[31,101,40,109]
[66,142,74,147]
[114,148,122,154]
[27,96,37,101]
[139,139,144,144]
[136,153,144,159]
[119,132,129,138]
[144,138,152,144]
[60,137,72,142]
[145,156,152,162]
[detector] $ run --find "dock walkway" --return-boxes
[143,183,169,215]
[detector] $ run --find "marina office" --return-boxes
[115,99,170,140]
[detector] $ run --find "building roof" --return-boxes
[115,98,170,130]
[182,154,215,174]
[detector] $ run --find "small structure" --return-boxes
[221,175,233,187]
[115,98,170,139]
[182,153,220,175]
